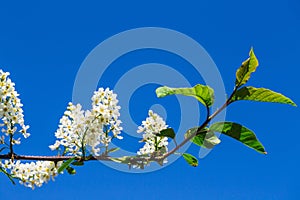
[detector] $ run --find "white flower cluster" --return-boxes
[137,110,169,156]
[0,70,30,146]
[0,159,62,189]
[0,69,173,188]
[50,88,123,156]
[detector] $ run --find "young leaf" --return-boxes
[0,167,16,185]
[71,161,84,166]
[231,86,296,106]
[235,48,259,88]
[185,127,221,149]
[156,128,176,139]
[58,157,76,173]
[210,122,267,154]
[182,153,198,167]
[156,84,215,107]
[66,166,76,175]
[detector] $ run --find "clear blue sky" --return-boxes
[0,0,299,199]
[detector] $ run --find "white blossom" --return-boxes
[137,110,169,156]
[0,69,30,147]
[0,159,62,189]
[49,103,85,155]
[50,88,123,156]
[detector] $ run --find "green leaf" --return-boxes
[182,153,198,167]
[210,122,267,154]
[235,48,259,87]
[156,84,215,107]
[192,131,221,149]
[156,128,176,139]
[66,166,76,175]
[58,157,76,173]
[0,167,16,185]
[71,161,84,166]
[231,86,296,106]
[185,127,221,149]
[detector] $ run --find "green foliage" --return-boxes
[185,127,220,149]
[182,153,198,167]
[58,157,76,174]
[138,48,295,165]
[235,48,259,88]
[156,84,214,107]
[154,48,296,157]
[210,122,267,154]
[0,167,15,184]
[66,166,76,175]
[71,161,84,166]
[231,86,296,106]
[156,128,176,139]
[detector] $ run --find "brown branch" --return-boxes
[0,153,164,166]
[0,154,111,162]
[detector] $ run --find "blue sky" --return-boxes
[0,0,299,199]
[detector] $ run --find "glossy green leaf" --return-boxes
[156,128,176,139]
[210,122,267,154]
[235,48,259,87]
[185,127,221,149]
[182,153,198,167]
[58,157,76,173]
[66,166,76,175]
[231,86,296,106]
[156,84,215,107]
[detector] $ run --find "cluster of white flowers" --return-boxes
[49,88,123,156]
[137,110,169,156]
[49,103,85,155]
[0,69,174,189]
[0,159,62,189]
[0,70,30,146]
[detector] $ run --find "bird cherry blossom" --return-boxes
[137,110,169,156]
[0,70,30,147]
[0,159,62,189]
[49,88,123,156]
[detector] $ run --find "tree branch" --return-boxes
[0,154,110,161]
